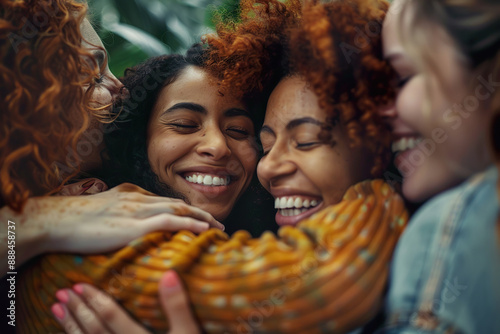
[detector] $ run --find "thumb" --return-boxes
[159,271,201,334]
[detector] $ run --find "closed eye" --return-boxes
[296,142,318,149]
[94,74,104,84]
[397,76,412,88]
[227,127,250,139]
[166,122,199,133]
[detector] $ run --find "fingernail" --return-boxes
[81,179,95,188]
[73,284,84,295]
[219,223,225,231]
[51,303,65,320]
[160,271,180,292]
[55,290,69,303]
[94,182,104,192]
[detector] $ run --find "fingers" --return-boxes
[159,271,201,334]
[142,214,210,234]
[142,202,224,231]
[52,285,148,334]
[51,303,85,334]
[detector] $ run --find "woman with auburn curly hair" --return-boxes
[0,0,222,276]
[44,1,407,334]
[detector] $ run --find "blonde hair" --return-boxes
[397,0,500,154]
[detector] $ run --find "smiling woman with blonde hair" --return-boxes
[380,0,500,332]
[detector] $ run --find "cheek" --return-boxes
[89,86,113,107]
[234,141,259,175]
[147,132,184,173]
[256,160,270,191]
[396,79,426,125]
[317,148,367,204]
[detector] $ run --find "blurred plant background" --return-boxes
[87,0,241,76]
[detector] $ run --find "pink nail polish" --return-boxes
[161,271,180,291]
[51,303,65,320]
[55,290,69,303]
[73,284,84,295]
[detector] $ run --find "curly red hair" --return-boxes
[205,0,394,177]
[0,0,103,211]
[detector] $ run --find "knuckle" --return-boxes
[99,304,118,323]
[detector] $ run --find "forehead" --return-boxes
[265,76,326,123]
[154,66,245,111]
[80,18,105,50]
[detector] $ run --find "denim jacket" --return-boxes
[379,166,500,334]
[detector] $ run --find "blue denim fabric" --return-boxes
[379,166,500,334]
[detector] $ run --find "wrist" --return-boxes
[1,200,50,268]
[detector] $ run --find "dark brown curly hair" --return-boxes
[205,0,395,177]
[0,0,105,211]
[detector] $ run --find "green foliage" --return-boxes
[88,0,226,76]
[206,0,241,29]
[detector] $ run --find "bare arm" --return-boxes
[0,183,223,276]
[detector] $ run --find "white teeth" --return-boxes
[274,196,321,209]
[203,175,213,185]
[185,174,229,186]
[278,207,310,216]
[294,197,302,208]
[392,137,423,153]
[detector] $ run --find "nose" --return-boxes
[105,70,124,101]
[257,144,296,186]
[196,125,232,160]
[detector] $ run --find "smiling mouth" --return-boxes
[274,196,322,217]
[392,137,423,153]
[184,173,231,187]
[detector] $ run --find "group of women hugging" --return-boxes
[1,0,499,333]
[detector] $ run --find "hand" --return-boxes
[55,178,109,196]
[0,183,223,274]
[51,271,201,334]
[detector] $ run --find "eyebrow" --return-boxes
[259,117,324,137]
[161,104,251,119]
[260,125,275,136]
[286,117,323,130]
[224,108,251,119]
[163,102,206,116]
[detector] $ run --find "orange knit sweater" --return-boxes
[18,180,407,333]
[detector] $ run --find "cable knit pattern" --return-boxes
[18,179,407,333]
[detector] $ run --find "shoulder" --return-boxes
[384,166,500,334]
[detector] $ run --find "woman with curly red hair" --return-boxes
[0,0,221,275]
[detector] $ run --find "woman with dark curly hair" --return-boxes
[38,1,408,334]
[100,44,264,226]
[0,0,221,275]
